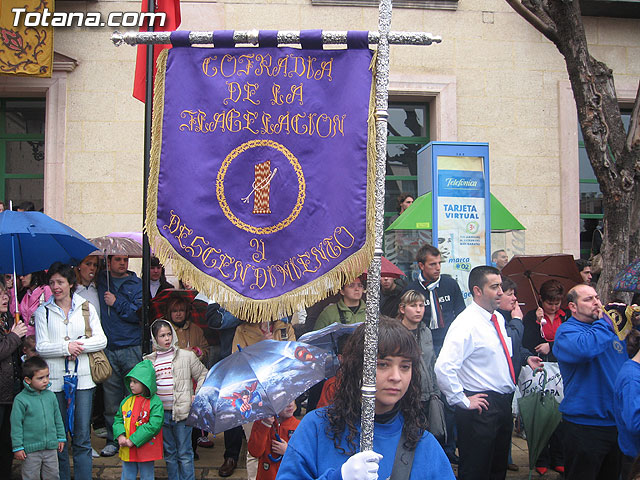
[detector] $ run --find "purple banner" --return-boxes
[148,46,374,319]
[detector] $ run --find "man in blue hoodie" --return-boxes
[96,255,143,457]
[553,284,626,480]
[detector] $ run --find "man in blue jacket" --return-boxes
[96,255,143,457]
[553,284,626,480]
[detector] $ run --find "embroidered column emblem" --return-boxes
[242,160,277,215]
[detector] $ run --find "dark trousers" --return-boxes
[0,404,13,478]
[441,393,457,458]
[562,420,621,480]
[621,454,634,480]
[91,383,105,429]
[456,391,513,480]
[223,425,243,461]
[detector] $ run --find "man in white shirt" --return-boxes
[434,265,514,480]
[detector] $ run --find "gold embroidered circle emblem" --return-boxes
[216,139,306,234]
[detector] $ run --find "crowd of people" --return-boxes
[0,210,638,480]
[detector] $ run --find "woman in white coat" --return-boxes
[35,262,107,480]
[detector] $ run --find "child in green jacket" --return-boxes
[113,359,164,480]
[10,356,66,480]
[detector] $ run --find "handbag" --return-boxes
[81,303,112,383]
[425,394,447,443]
[590,253,603,275]
[590,228,603,275]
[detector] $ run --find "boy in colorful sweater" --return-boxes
[248,400,299,480]
[10,356,66,480]
[113,359,164,480]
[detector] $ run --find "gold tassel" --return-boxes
[145,49,377,323]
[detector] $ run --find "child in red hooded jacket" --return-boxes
[248,400,299,480]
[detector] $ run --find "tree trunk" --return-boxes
[508,0,640,302]
[598,192,632,303]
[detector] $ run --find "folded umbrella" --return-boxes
[188,340,327,433]
[63,358,79,436]
[517,368,562,478]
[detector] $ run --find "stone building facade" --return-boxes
[2,0,638,258]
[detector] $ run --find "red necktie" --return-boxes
[491,313,516,384]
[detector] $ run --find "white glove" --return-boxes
[341,451,383,480]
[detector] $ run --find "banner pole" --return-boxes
[141,0,155,355]
[360,0,391,452]
[112,30,441,47]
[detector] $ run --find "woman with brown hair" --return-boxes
[277,317,454,480]
[0,282,27,478]
[523,279,568,362]
[165,296,208,365]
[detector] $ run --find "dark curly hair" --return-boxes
[325,316,426,455]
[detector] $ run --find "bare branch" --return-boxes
[626,81,640,152]
[505,0,559,44]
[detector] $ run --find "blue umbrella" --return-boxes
[187,340,327,434]
[63,358,79,436]
[0,211,97,275]
[299,322,361,377]
[0,211,97,318]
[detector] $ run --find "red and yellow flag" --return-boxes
[0,0,54,77]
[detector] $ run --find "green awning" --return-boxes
[386,192,526,231]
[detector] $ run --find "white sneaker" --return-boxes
[92,448,100,458]
[94,427,108,438]
[100,444,118,457]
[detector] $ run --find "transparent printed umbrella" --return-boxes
[188,340,327,434]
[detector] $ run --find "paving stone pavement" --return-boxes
[9,430,562,479]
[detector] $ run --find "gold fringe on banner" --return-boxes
[146,48,378,323]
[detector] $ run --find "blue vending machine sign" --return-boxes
[417,142,491,302]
